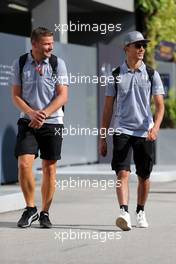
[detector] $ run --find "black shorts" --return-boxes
[111,133,155,179]
[15,118,63,160]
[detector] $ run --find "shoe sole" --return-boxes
[39,225,52,229]
[17,213,39,228]
[39,221,52,229]
[136,224,149,228]
[116,217,131,231]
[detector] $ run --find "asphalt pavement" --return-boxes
[0,177,176,264]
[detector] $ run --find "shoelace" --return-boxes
[121,208,128,215]
[20,209,32,221]
[22,207,36,215]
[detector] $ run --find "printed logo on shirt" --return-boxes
[141,73,149,81]
[23,70,34,84]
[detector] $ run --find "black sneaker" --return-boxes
[39,211,52,228]
[17,206,39,228]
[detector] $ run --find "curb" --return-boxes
[0,192,25,213]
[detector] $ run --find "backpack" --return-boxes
[19,53,64,112]
[112,65,154,97]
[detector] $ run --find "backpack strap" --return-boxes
[49,54,65,112]
[146,65,154,95]
[112,66,120,96]
[19,53,28,86]
[49,54,58,80]
[19,53,58,83]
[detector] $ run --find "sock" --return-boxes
[120,205,128,212]
[136,204,144,214]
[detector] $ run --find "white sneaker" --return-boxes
[116,208,132,231]
[136,210,149,228]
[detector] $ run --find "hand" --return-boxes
[146,127,159,141]
[28,110,46,129]
[28,119,44,129]
[99,138,107,157]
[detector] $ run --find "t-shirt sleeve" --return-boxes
[56,58,69,86]
[152,70,165,96]
[11,59,21,86]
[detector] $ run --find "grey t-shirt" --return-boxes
[105,61,165,137]
[11,53,68,124]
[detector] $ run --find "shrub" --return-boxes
[161,90,176,128]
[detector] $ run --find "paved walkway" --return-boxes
[0,178,176,264]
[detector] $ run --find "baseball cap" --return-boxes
[123,31,150,47]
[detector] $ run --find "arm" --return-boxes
[12,84,46,127]
[12,84,33,115]
[28,84,68,128]
[42,84,68,117]
[99,96,115,156]
[43,57,68,117]
[147,95,165,141]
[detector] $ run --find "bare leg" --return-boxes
[137,176,150,206]
[41,160,57,212]
[116,170,130,206]
[116,170,132,231]
[18,154,36,207]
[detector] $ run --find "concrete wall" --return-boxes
[0,33,26,184]
[156,129,176,165]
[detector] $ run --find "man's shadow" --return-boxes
[0,222,121,231]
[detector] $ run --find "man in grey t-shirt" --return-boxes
[100,31,165,231]
[11,27,68,228]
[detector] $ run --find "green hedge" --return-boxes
[136,0,176,67]
[162,91,176,128]
[151,90,176,128]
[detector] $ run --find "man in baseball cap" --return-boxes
[100,31,165,231]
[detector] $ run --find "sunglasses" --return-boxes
[134,43,148,49]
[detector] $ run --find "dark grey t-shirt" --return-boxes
[11,53,68,124]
